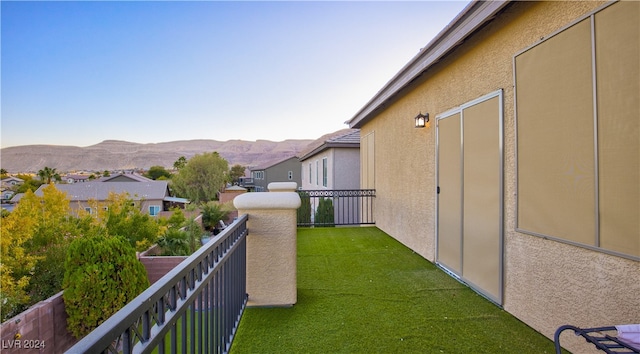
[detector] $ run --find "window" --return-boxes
[316,161,319,186]
[288,171,293,180]
[84,207,93,214]
[149,205,160,216]
[309,163,312,183]
[515,1,639,259]
[322,158,328,187]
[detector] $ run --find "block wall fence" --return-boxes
[0,253,188,353]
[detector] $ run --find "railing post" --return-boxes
[233,182,301,307]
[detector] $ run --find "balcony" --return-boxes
[66,188,559,353]
[230,227,559,353]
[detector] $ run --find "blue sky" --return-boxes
[1,1,468,148]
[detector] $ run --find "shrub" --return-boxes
[63,234,149,339]
[157,228,189,256]
[184,218,204,254]
[26,243,67,304]
[314,198,335,227]
[201,201,230,232]
[297,192,311,225]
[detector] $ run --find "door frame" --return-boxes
[435,89,505,305]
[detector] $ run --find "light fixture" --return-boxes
[414,112,429,128]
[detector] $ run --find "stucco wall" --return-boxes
[261,158,302,191]
[333,148,360,190]
[301,147,360,190]
[67,199,164,215]
[358,1,639,351]
[301,151,332,190]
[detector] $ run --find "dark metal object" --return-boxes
[66,214,249,354]
[554,325,640,354]
[297,189,376,227]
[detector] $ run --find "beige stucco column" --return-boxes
[233,182,301,307]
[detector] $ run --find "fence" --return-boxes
[65,214,248,354]
[297,189,375,227]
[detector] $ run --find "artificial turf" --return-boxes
[230,227,560,353]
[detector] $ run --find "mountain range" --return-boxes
[0,139,314,173]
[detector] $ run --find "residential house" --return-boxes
[1,176,23,202]
[100,173,154,183]
[1,176,24,189]
[238,177,255,191]
[34,173,182,216]
[298,129,360,191]
[298,129,362,226]
[250,156,301,192]
[347,1,638,352]
[64,174,90,184]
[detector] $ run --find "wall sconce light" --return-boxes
[415,112,429,128]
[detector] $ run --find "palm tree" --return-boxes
[37,167,61,184]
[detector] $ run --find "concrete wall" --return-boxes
[357,1,639,352]
[138,255,187,285]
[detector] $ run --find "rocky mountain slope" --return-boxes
[0,139,313,173]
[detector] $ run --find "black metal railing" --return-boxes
[297,189,375,227]
[66,214,249,354]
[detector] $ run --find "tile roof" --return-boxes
[35,181,169,201]
[251,155,299,171]
[298,129,360,161]
[99,173,154,182]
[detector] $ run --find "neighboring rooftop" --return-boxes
[34,181,169,201]
[298,129,360,161]
[251,155,299,171]
[100,173,154,183]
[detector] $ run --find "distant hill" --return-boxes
[0,139,314,173]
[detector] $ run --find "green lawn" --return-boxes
[230,227,562,353]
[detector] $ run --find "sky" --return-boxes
[1,0,469,148]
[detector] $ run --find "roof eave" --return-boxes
[346,0,510,128]
[298,142,359,162]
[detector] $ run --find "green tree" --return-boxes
[0,190,41,320]
[173,156,187,170]
[184,218,204,253]
[23,184,85,304]
[200,201,230,232]
[0,168,8,178]
[145,166,172,180]
[314,198,335,227]
[87,193,161,251]
[297,192,312,225]
[170,152,229,203]
[15,175,43,193]
[165,208,187,230]
[63,234,149,338]
[229,164,246,185]
[156,228,189,256]
[37,166,61,184]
